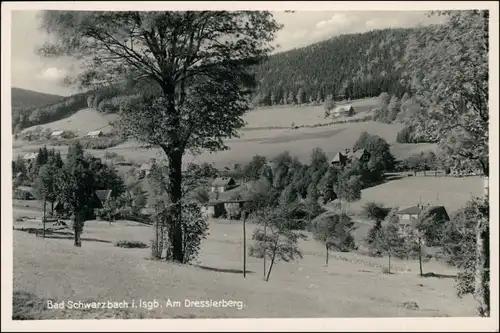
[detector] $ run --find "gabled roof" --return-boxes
[331,152,348,164]
[211,177,234,187]
[139,163,152,171]
[87,130,103,136]
[95,189,112,202]
[332,104,353,113]
[397,205,450,221]
[23,152,38,160]
[351,149,370,159]
[397,206,422,215]
[17,185,34,193]
[51,130,64,136]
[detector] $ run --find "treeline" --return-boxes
[252,28,415,106]
[210,131,396,212]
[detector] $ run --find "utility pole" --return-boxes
[243,209,247,278]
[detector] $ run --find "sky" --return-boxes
[10,10,446,96]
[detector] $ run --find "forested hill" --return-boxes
[252,27,417,106]
[12,26,424,132]
[11,88,64,109]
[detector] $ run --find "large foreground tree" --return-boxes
[403,10,489,316]
[38,11,282,262]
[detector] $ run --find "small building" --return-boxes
[210,177,236,193]
[95,189,113,206]
[223,200,247,219]
[396,205,450,225]
[138,163,152,179]
[23,152,38,161]
[331,104,355,117]
[350,148,371,163]
[86,130,103,138]
[51,130,65,138]
[202,201,226,218]
[13,186,36,200]
[331,152,348,166]
[53,191,104,219]
[201,199,247,219]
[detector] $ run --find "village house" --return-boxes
[210,177,236,193]
[331,104,355,117]
[396,204,450,226]
[54,190,112,219]
[331,151,348,167]
[137,163,152,179]
[13,186,36,200]
[86,130,103,138]
[23,152,38,162]
[349,148,371,163]
[201,199,246,219]
[201,201,226,218]
[50,130,65,138]
[95,189,113,206]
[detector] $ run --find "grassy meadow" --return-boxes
[12,97,437,169]
[12,210,476,319]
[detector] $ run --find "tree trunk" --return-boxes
[266,241,278,282]
[43,198,46,238]
[388,252,391,274]
[263,221,267,279]
[51,201,54,215]
[418,243,423,276]
[73,213,82,247]
[166,150,184,263]
[325,244,329,266]
[474,217,490,317]
[243,212,247,278]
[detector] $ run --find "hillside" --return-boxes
[12,26,422,132]
[252,27,420,106]
[11,88,64,109]
[20,108,118,137]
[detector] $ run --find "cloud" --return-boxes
[37,67,67,82]
[315,13,351,30]
[272,11,446,53]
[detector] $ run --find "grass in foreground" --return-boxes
[12,217,476,319]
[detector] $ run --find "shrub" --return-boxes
[115,240,149,248]
[66,136,125,150]
[61,131,77,139]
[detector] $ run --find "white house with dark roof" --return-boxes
[210,177,236,193]
[51,130,65,138]
[396,204,450,226]
[23,152,38,161]
[86,130,103,138]
[331,151,348,166]
[331,104,355,117]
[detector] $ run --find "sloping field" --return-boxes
[12,216,475,319]
[87,121,411,167]
[21,108,118,137]
[244,97,377,128]
[347,176,484,215]
[12,97,436,169]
